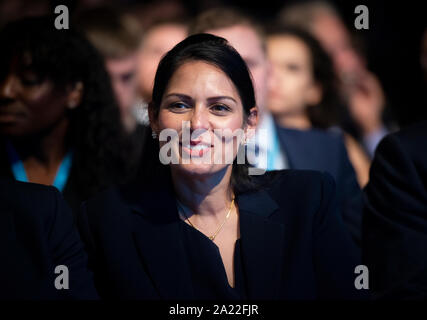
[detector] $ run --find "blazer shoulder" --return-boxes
[0,179,63,218]
[80,180,154,234]
[383,121,427,156]
[1,178,58,196]
[277,126,344,145]
[395,120,427,142]
[258,169,336,213]
[81,184,129,224]
[261,169,335,191]
[302,127,345,148]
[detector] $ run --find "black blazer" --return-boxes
[0,178,98,300]
[77,169,364,300]
[363,121,427,299]
[276,126,363,246]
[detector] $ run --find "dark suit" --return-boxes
[77,169,364,300]
[363,121,427,299]
[0,179,98,299]
[276,126,363,246]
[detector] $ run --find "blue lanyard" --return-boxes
[6,141,73,192]
[267,127,280,171]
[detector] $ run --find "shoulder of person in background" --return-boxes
[0,179,99,300]
[275,125,363,246]
[363,120,427,299]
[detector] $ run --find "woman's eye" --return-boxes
[286,63,301,72]
[169,102,190,112]
[210,104,231,114]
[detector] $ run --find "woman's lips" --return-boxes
[179,141,213,157]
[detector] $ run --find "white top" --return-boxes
[247,112,288,171]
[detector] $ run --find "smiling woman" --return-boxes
[153,61,254,174]
[77,33,366,300]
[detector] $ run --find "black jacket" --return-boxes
[0,179,98,299]
[276,126,363,246]
[363,121,427,299]
[77,169,364,300]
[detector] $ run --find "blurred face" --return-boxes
[151,61,256,178]
[0,58,71,137]
[267,35,321,117]
[312,14,364,81]
[105,54,138,120]
[208,25,269,114]
[137,24,187,101]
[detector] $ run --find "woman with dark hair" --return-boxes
[77,33,364,300]
[0,16,136,213]
[267,25,339,129]
[266,25,371,188]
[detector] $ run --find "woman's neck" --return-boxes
[171,165,234,221]
[276,112,312,130]
[11,117,69,177]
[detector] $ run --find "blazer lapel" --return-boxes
[124,177,286,300]
[128,184,194,300]
[237,190,285,299]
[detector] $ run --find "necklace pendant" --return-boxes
[209,235,215,241]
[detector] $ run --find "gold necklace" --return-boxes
[177,197,235,241]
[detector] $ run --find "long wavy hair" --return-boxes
[0,16,135,198]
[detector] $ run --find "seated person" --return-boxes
[278,1,396,158]
[0,16,134,214]
[363,120,427,299]
[77,34,364,300]
[265,25,365,245]
[190,7,363,246]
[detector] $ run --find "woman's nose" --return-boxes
[0,74,18,99]
[190,106,210,131]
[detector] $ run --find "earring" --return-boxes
[152,131,158,139]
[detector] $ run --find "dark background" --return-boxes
[1,0,426,127]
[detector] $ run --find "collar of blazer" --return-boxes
[124,179,285,300]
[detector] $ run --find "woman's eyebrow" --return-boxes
[164,94,237,104]
[164,93,193,102]
[207,96,237,104]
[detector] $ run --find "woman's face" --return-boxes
[0,57,71,137]
[267,35,321,117]
[151,60,256,178]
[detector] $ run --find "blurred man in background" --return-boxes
[76,7,142,133]
[136,17,188,110]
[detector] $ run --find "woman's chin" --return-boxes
[172,162,230,177]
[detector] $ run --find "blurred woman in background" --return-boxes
[266,25,371,187]
[0,16,135,214]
